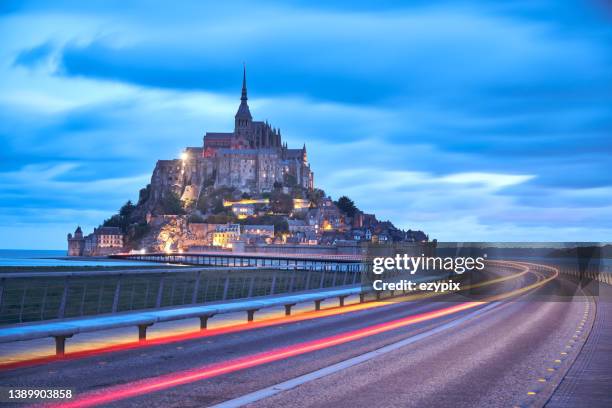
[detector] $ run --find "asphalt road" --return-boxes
[0,263,598,408]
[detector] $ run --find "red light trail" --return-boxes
[42,301,484,408]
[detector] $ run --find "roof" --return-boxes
[205,132,233,139]
[217,148,278,155]
[243,224,274,230]
[285,149,304,159]
[96,227,123,236]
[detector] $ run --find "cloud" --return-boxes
[43,5,606,105]
[13,41,54,68]
[1,0,611,248]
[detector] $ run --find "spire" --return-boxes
[241,63,248,102]
[235,63,252,122]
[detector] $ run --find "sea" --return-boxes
[0,249,158,267]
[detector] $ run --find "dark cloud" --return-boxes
[13,42,54,68]
[3,0,612,245]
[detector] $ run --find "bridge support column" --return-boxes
[339,295,348,307]
[54,334,73,356]
[314,300,322,311]
[138,323,153,342]
[284,304,296,316]
[247,309,258,322]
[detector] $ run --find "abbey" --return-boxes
[150,67,314,204]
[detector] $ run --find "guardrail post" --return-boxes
[247,309,258,322]
[314,299,322,311]
[339,295,348,307]
[284,303,296,316]
[138,323,153,341]
[199,314,214,329]
[54,334,73,356]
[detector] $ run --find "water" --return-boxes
[0,249,157,267]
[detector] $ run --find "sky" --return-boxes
[1,0,611,249]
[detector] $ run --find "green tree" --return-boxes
[161,191,185,215]
[270,190,293,214]
[102,214,124,229]
[307,188,325,206]
[119,200,136,218]
[335,196,358,217]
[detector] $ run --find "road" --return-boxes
[0,262,604,408]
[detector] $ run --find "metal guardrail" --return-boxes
[557,264,612,285]
[0,267,362,325]
[0,286,363,356]
[112,252,366,271]
[0,260,530,357]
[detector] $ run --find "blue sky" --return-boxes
[1,0,611,249]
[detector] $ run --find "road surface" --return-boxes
[0,262,606,408]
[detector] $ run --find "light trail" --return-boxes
[1,260,531,371]
[41,302,485,408]
[37,262,557,408]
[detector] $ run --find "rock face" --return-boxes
[138,216,189,252]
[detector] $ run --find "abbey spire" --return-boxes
[235,64,252,125]
[241,63,248,102]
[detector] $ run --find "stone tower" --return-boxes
[67,226,84,256]
[232,64,252,149]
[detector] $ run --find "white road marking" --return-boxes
[211,302,500,408]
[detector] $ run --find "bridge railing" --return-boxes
[556,263,612,285]
[0,266,363,326]
[112,251,365,271]
[0,285,365,356]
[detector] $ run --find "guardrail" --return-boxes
[557,264,612,285]
[0,286,363,356]
[0,266,362,325]
[112,251,365,272]
[0,260,532,357]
